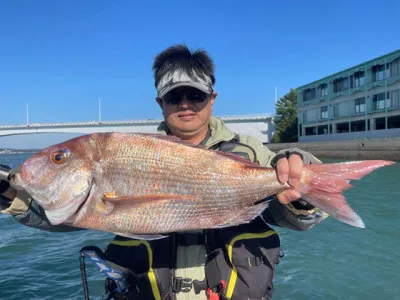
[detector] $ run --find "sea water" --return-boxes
[0,153,399,300]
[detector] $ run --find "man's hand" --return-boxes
[274,153,303,205]
[0,164,17,203]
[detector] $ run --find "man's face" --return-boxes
[156,86,217,139]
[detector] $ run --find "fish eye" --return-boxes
[50,149,69,165]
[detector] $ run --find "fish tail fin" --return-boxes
[300,160,394,228]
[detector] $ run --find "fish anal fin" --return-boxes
[113,232,167,240]
[213,201,271,229]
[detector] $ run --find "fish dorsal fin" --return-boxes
[212,150,266,168]
[138,133,208,149]
[137,133,265,169]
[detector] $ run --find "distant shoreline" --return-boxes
[0,149,38,154]
[2,138,399,161]
[266,138,400,161]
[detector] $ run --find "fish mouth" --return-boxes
[10,171,92,223]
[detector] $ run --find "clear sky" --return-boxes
[0,0,399,148]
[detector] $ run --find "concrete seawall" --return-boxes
[266,138,400,161]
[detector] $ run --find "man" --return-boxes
[0,44,327,300]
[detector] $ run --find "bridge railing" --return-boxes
[0,114,274,129]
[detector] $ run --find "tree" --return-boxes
[272,89,298,143]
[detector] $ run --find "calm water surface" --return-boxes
[0,153,399,300]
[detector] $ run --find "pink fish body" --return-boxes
[11,133,393,238]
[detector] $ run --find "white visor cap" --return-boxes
[157,69,213,99]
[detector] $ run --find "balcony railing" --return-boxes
[370,99,400,112]
[386,74,400,86]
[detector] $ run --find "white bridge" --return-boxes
[0,114,275,144]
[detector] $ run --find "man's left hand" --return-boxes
[274,154,303,205]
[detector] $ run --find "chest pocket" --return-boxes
[205,219,281,300]
[103,236,174,300]
[225,230,280,300]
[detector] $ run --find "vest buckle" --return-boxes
[172,277,192,293]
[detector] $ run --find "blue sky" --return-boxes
[0,0,399,148]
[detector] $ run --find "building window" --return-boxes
[390,58,400,78]
[303,88,316,102]
[354,97,366,114]
[353,71,365,87]
[333,77,349,93]
[319,83,328,97]
[334,104,339,118]
[320,106,328,119]
[372,64,386,82]
[303,108,317,123]
[391,89,400,109]
[372,92,389,110]
[333,101,350,118]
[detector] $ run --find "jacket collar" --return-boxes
[156,116,235,148]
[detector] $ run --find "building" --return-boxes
[297,49,400,142]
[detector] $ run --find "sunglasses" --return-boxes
[161,87,212,105]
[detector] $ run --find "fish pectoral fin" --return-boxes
[95,198,116,215]
[103,193,198,205]
[103,191,120,200]
[113,232,168,240]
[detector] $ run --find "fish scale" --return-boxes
[10,132,394,237]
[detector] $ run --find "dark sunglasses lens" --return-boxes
[163,92,179,105]
[186,89,208,102]
[163,88,210,105]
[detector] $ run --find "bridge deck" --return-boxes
[0,115,275,144]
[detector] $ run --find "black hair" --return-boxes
[152,44,216,88]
